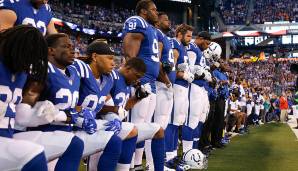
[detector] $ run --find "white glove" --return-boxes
[183,71,195,83]
[193,65,204,76]
[117,106,128,120]
[203,71,212,82]
[15,101,58,127]
[35,101,59,122]
[141,83,152,94]
[177,63,189,72]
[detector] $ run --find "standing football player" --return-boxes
[183,35,212,155]
[123,0,165,170]
[0,0,57,35]
[165,24,194,168]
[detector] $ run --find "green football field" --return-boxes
[80,123,298,171]
[205,123,298,171]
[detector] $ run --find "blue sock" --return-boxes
[136,141,145,148]
[119,135,137,164]
[98,135,122,171]
[22,152,48,171]
[55,136,83,171]
[193,126,199,149]
[182,125,194,141]
[165,124,175,152]
[151,138,165,171]
[193,122,204,149]
[173,125,179,152]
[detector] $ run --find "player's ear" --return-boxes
[91,53,97,62]
[48,47,55,57]
[140,8,147,15]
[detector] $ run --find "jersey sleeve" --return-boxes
[0,0,17,10]
[123,16,148,35]
[171,39,180,50]
[44,4,53,24]
[156,29,164,43]
[72,59,92,79]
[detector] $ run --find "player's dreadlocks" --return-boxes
[0,25,48,82]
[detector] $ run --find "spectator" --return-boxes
[279,92,289,123]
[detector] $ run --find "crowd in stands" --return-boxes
[252,0,298,24]
[229,61,296,95]
[50,0,133,32]
[218,0,248,25]
[218,0,298,24]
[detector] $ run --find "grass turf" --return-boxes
[79,123,298,171]
[205,123,298,171]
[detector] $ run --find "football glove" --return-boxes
[177,63,189,72]
[104,119,122,135]
[183,71,195,83]
[162,61,173,73]
[135,84,150,100]
[71,109,97,134]
[203,71,212,82]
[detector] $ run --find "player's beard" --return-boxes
[181,37,188,46]
[161,25,171,33]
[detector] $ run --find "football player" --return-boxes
[154,12,177,165]
[0,25,83,171]
[183,35,211,153]
[165,24,194,168]
[36,33,122,171]
[72,41,138,171]
[0,0,57,35]
[0,24,48,171]
[123,0,165,170]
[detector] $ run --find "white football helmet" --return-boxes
[203,42,222,62]
[183,149,208,169]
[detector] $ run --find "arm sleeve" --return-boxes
[123,17,148,35]
[0,0,15,10]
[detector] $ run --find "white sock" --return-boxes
[134,148,144,166]
[88,151,103,171]
[182,140,193,153]
[166,151,174,161]
[47,158,58,171]
[130,153,135,169]
[116,163,131,171]
[173,150,178,157]
[145,140,154,169]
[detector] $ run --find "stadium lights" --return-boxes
[169,0,191,3]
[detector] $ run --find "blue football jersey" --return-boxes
[110,71,131,108]
[123,16,160,93]
[157,29,176,83]
[213,69,229,99]
[39,63,80,112]
[0,0,53,35]
[0,62,27,119]
[172,38,189,88]
[187,42,208,88]
[72,59,114,113]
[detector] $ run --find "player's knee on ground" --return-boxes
[127,126,138,139]
[153,127,164,139]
